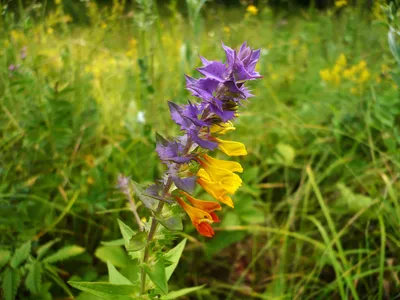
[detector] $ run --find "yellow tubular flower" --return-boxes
[215,138,247,156]
[197,169,234,207]
[176,197,215,237]
[181,191,221,214]
[198,156,242,194]
[210,122,236,135]
[201,154,243,173]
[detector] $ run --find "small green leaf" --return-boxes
[107,261,133,285]
[2,267,21,300]
[10,242,31,269]
[131,180,157,211]
[275,143,295,166]
[157,215,183,231]
[144,258,168,294]
[37,238,60,260]
[161,285,206,299]
[68,281,137,300]
[25,261,42,294]
[42,245,85,264]
[0,249,11,270]
[164,239,186,281]
[117,219,135,249]
[127,231,147,252]
[95,246,130,268]
[101,239,125,247]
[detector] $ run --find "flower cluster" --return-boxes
[152,42,261,237]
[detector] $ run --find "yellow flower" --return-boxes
[87,176,95,185]
[210,122,235,135]
[246,5,258,15]
[47,27,54,35]
[335,0,347,8]
[336,53,347,68]
[198,156,242,195]
[55,0,62,4]
[176,196,218,237]
[197,169,234,207]
[320,69,331,82]
[215,138,247,156]
[201,154,243,173]
[101,22,107,29]
[358,69,370,83]
[223,26,230,34]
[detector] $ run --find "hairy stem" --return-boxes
[140,138,193,294]
[140,177,172,294]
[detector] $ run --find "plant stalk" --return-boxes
[140,177,172,294]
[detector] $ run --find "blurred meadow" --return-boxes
[1,0,400,299]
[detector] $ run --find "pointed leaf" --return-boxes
[95,246,130,268]
[157,215,183,231]
[2,267,21,300]
[144,258,168,294]
[37,238,60,260]
[127,231,147,252]
[0,249,11,270]
[10,242,31,269]
[131,181,158,211]
[68,281,137,300]
[107,261,133,285]
[161,285,206,299]
[117,219,135,250]
[164,239,187,281]
[42,245,85,264]
[25,261,42,294]
[101,239,125,247]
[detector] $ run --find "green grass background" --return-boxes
[1,0,400,298]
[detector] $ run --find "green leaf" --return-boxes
[131,180,158,211]
[37,238,60,260]
[10,242,31,269]
[275,143,295,166]
[95,246,130,268]
[101,239,125,247]
[42,245,85,264]
[107,261,133,285]
[144,258,168,294]
[336,183,375,216]
[2,267,21,300]
[0,249,11,270]
[117,219,135,249]
[161,285,206,299]
[157,215,183,231]
[164,239,186,281]
[68,281,137,300]
[389,28,400,67]
[25,261,42,294]
[127,231,147,252]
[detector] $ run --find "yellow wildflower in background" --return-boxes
[335,0,347,8]
[246,5,258,16]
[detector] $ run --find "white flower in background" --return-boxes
[261,48,269,56]
[137,111,145,123]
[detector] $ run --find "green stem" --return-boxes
[140,177,172,294]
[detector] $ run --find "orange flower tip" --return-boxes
[197,222,215,237]
[210,212,221,223]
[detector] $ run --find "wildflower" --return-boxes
[223,26,230,34]
[143,42,261,237]
[358,69,370,83]
[335,0,347,8]
[336,53,347,68]
[246,5,258,15]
